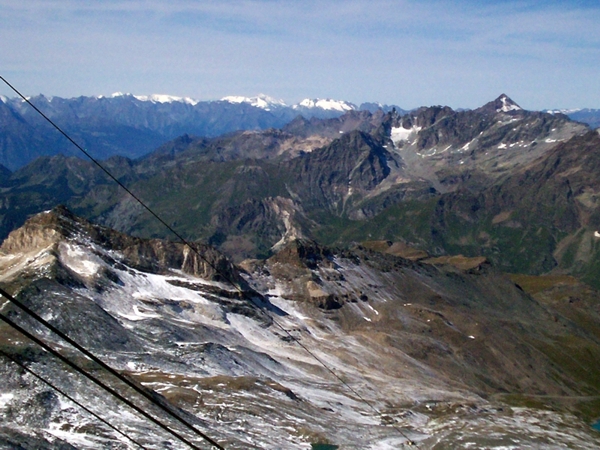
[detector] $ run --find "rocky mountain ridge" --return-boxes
[1,208,600,448]
[545,108,600,129]
[0,96,597,282]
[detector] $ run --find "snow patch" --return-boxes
[0,393,14,409]
[546,108,582,114]
[460,141,471,152]
[594,231,600,238]
[118,304,161,321]
[45,423,101,448]
[367,304,379,315]
[58,242,103,277]
[391,125,421,145]
[104,92,199,105]
[133,94,199,106]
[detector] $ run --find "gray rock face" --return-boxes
[389,95,588,193]
[1,205,241,284]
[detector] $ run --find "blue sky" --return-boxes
[1,0,599,110]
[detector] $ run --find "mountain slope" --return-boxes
[547,108,600,129]
[388,95,587,193]
[1,209,600,448]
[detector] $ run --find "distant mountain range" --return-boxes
[1,92,597,172]
[545,108,600,129]
[0,93,405,170]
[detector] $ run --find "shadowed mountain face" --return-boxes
[0,95,298,170]
[1,208,600,448]
[0,95,596,280]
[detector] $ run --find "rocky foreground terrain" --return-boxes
[1,208,600,449]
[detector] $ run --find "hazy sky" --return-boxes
[1,0,599,110]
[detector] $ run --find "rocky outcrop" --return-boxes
[1,206,242,284]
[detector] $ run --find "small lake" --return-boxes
[311,444,338,450]
[593,420,600,432]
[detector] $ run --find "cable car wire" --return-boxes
[0,298,222,450]
[0,348,149,450]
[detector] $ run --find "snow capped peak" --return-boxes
[221,94,287,110]
[497,94,522,113]
[101,92,198,105]
[294,98,357,112]
[0,95,7,103]
[133,94,199,106]
[545,108,582,115]
[222,95,359,112]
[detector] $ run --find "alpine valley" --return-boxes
[1,93,600,449]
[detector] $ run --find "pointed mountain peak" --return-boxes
[0,206,242,283]
[496,94,522,112]
[0,206,99,254]
[476,94,523,115]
